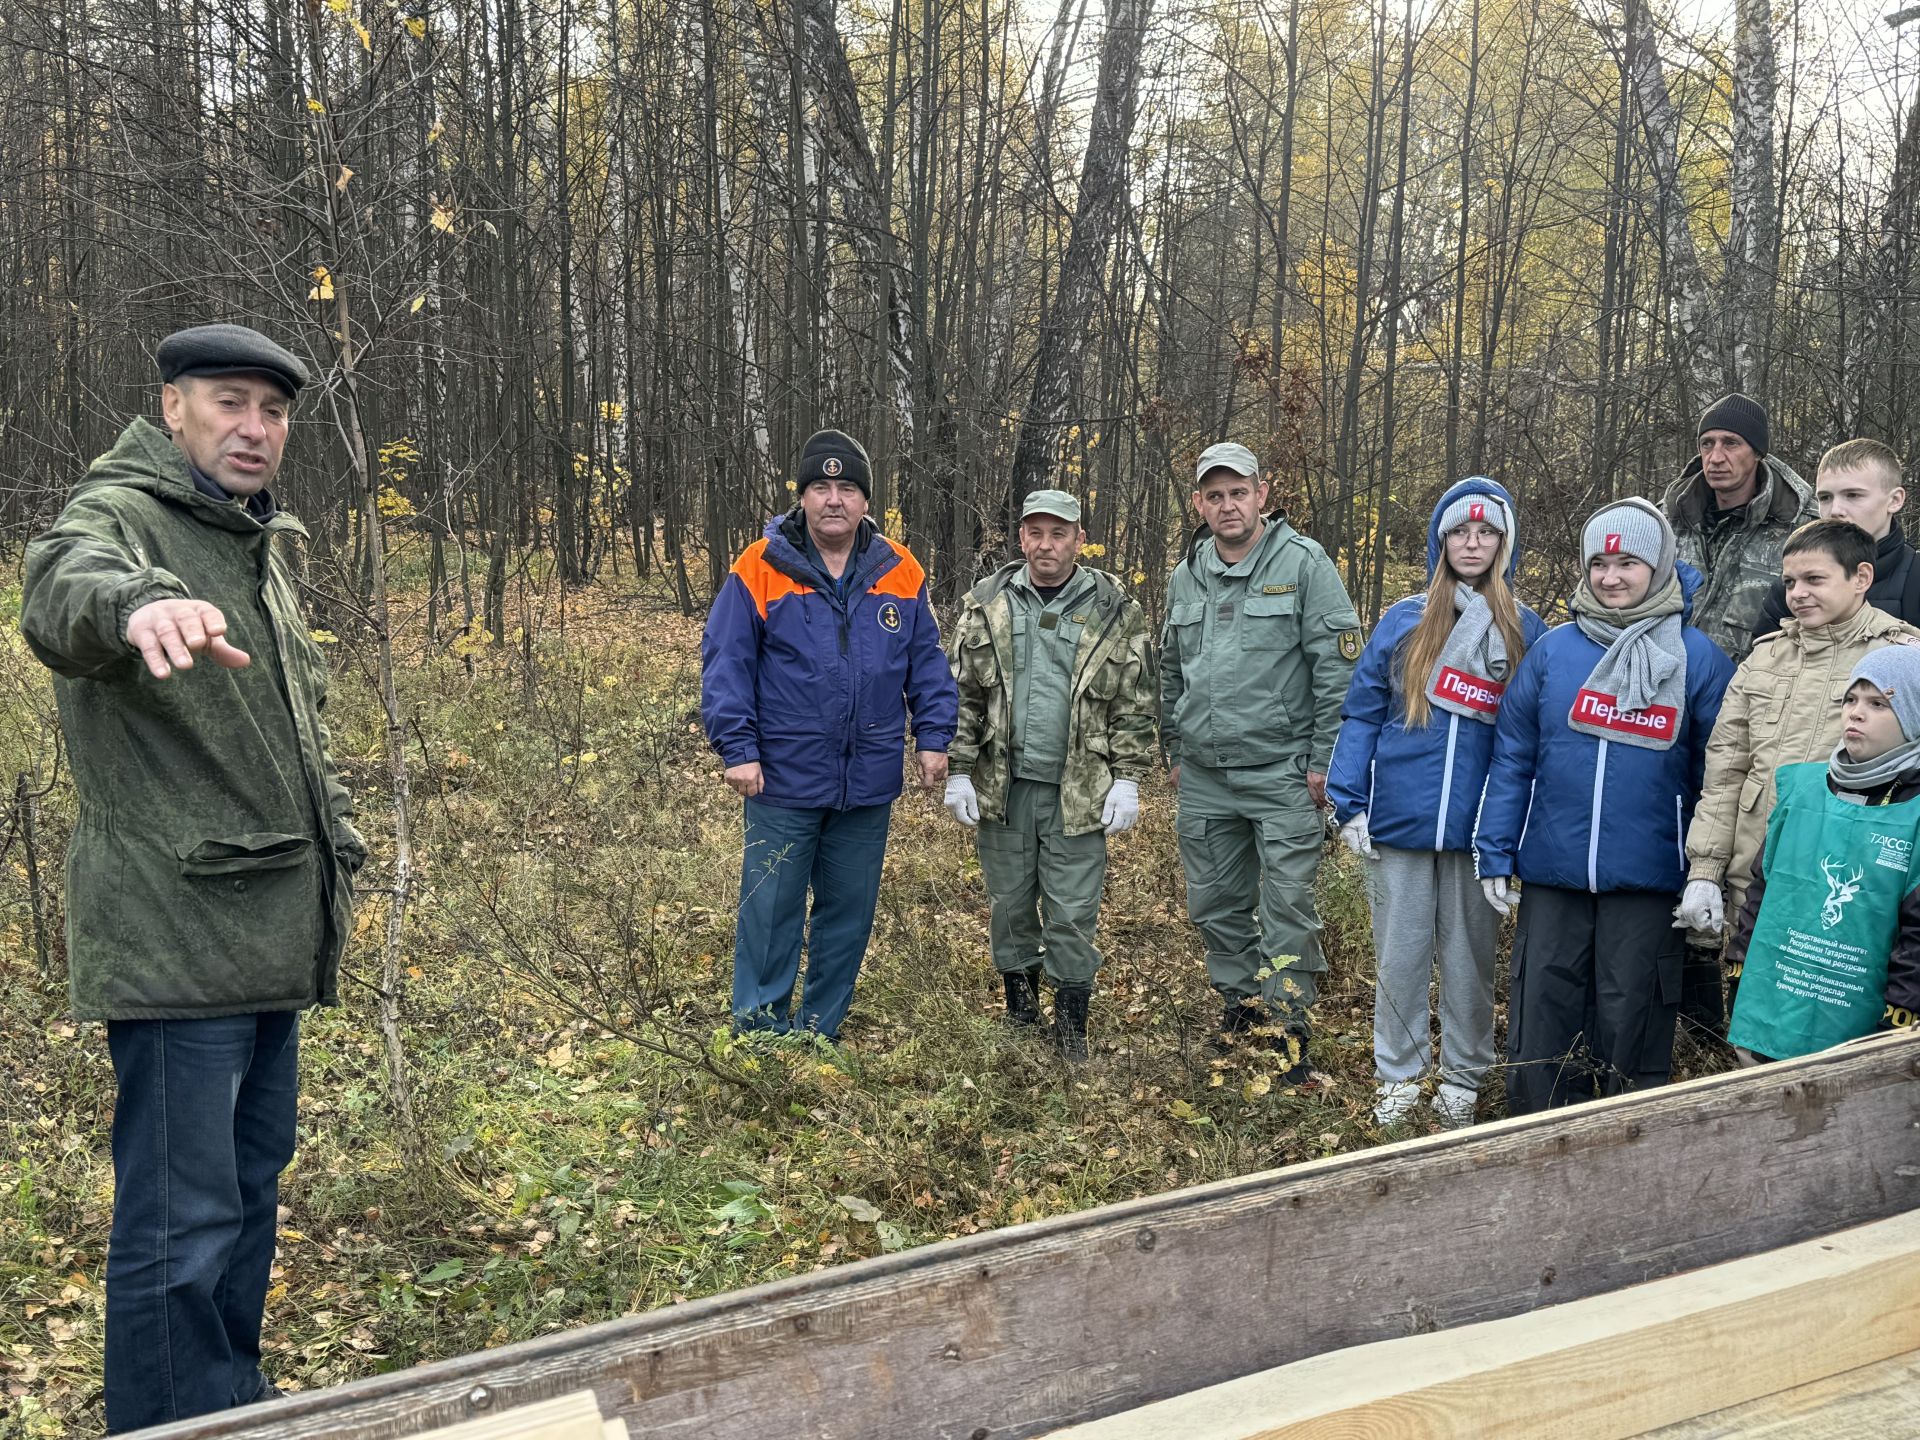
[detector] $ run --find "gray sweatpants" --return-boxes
[1368,845,1497,1090]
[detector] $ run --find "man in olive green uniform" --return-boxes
[1162,443,1362,1081]
[21,324,362,1431]
[944,490,1156,1060]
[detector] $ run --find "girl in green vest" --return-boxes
[1726,646,1920,1060]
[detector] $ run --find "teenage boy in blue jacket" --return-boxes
[1475,499,1734,1113]
[701,430,958,1040]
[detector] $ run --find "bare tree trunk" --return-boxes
[1849,59,1920,432]
[1373,0,1415,623]
[1009,0,1153,500]
[298,18,420,1158]
[1623,0,1726,411]
[1445,0,1480,483]
[1727,0,1778,392]
[14,774,52,981]
[1332,3,1389,572]
[800,0,916,470]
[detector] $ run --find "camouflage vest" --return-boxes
[948,564,1157,837]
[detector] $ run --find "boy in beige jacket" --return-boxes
[1679,519,1920,935]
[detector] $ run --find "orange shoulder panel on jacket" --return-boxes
[869,537,926,599]
[732,541,813,620]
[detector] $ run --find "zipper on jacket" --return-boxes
[1588,739,1609,893]
[1435,712,1459,852]
[1674,794,1685,878]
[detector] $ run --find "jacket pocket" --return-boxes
[962,629,997,685]
[164,832,326,1009]
[1243,593,1298,621]
[1738,772,1766,813]
[1083,652,1123,700]
[1167,602,1205,656]
[175,832,314,875]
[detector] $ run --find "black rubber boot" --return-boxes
[1001,968,1043,1028]
[1270,1021,1313,1085]
[1215,998,1261,1050]
[1053,984,1092,1061]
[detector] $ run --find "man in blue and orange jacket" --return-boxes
[701,429,958,1040]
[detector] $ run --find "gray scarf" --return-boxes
[1566,574,1689,752]
[1424,583,1510,725]
[1829,738,1920,794]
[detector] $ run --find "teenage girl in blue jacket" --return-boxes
[1474,498,1733,1113]
[1329,479,1547,1128]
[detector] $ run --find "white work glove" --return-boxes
[943,775,980,827]
[1481,876,1515,918]
[1101,779,1140,835]
[1338,812,1376,859]
[1673,879,1725,934]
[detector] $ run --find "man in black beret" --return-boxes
[21,322,360,1429]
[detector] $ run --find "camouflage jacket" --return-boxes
[1663,453,1815,662]
[21,417,362,1021]
[947,563,1156,836]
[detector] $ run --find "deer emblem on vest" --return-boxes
[1821,857,1864,930]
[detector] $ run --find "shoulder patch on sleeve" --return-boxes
[1338,629,1363,661]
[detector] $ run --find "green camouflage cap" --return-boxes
[1020,489,1082,524]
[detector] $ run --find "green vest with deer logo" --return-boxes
[1729,761,1920,1059]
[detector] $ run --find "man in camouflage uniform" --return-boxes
[1662,392,1815,663]
[1162,443,1362,1083]
[1660,392,1814,1040]
[944,490,1156,1060]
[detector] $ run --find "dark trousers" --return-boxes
[1505,885,1683,1115]
[732,798,892,1039]
[104,1012,299,1433]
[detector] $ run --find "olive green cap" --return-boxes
[1020,489,1082,524]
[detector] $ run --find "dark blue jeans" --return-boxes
[104,1012,299,1433]
[733,799,892,1039]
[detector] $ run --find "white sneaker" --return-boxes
[1373,1081,1420,1126]
[1431,1083,1478,1129]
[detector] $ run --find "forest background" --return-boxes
[1,0,1918,1430]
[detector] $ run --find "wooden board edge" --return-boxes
[1041,1210,1920,1440]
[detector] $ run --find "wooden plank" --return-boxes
[1635,1349,1920,1438]
[137,1032,1920,1440]
[417,1392,625,1440]
[1040,1210,1920,1439]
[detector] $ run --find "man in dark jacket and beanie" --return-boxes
[702,429,957,1040]
[1754,440,1917,637]
[21,323,364,1431]
[1662,394,1815,1041]
[1661,392,1816,664]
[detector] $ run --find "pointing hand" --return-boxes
[125,598,250,680]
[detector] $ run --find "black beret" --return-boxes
[797,429,872,500]
[157,323,310,399]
